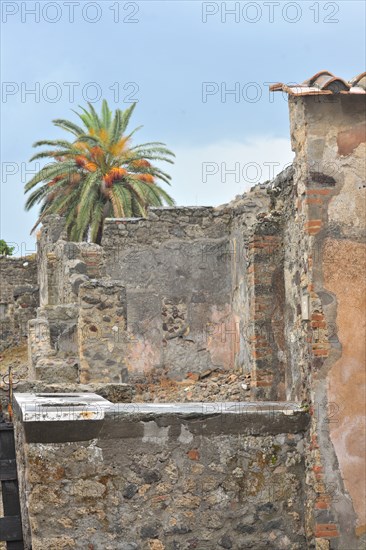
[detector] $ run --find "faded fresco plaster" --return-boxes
[323,237,366,531]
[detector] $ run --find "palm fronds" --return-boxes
[24,101,175,243]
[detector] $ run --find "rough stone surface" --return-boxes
[133,368,252,403]
[78,279,129,384]
[0,256,38,351]
[283,95,366,550]
[2,92,364,550]
[102,207,236,378]
[14,397,309,550]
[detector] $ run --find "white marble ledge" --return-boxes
[14,394,304,422]
[14,392,112,422]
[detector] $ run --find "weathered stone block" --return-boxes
[35,359,79,384]
[78,280,128,384]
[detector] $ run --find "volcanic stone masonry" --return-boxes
[14,394,309,550]
[0,77,365,549]
[0,256,38,352]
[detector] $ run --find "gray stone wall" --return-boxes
[78,279,129,384]
[102,207,235,379]
[12,90,364,550]
[27,196,280,387]
[28,216,106,385]
[225,185,271,376]
[14,394,309,550]
[36,214,67,307]
[0,256,38,351]
[100,200,276,381]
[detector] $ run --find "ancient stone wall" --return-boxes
[14,393,309,550]
[15,89,365,550]
[100,195,283,384]
[78,279,129,384]
[280,94,366,549]
[0,257,38,351]
[101,207,235,379]
[27,216,106,384]
[227,184,288,401]
[246,216,286,401]
[28,194,284,387]
[36,214,67,308]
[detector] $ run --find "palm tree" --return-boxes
[24,101,175,243]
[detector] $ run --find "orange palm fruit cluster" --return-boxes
[136,173,154,184]
[75,155,97,172]
[103,167,127,187]
[75,155,88,167]
[84,161,98,172]
[132,159,151,169]
[75,155,88,166]
[90,146,104,161]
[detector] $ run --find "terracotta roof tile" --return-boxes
[270,71,366,95]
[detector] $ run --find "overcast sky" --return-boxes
[1,0,365,254]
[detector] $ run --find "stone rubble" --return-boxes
[133,368,251,403]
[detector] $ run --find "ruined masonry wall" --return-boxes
[29,188,288,395]
[14,396,309,550]
[0,257,38,351]
[282,95,366,550]
[101,207,235,380]
[9,93,365,550]
[100,196,288,388]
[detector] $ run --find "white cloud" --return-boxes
[168,136,294,206]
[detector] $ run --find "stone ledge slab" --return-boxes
[14,393,309,443]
